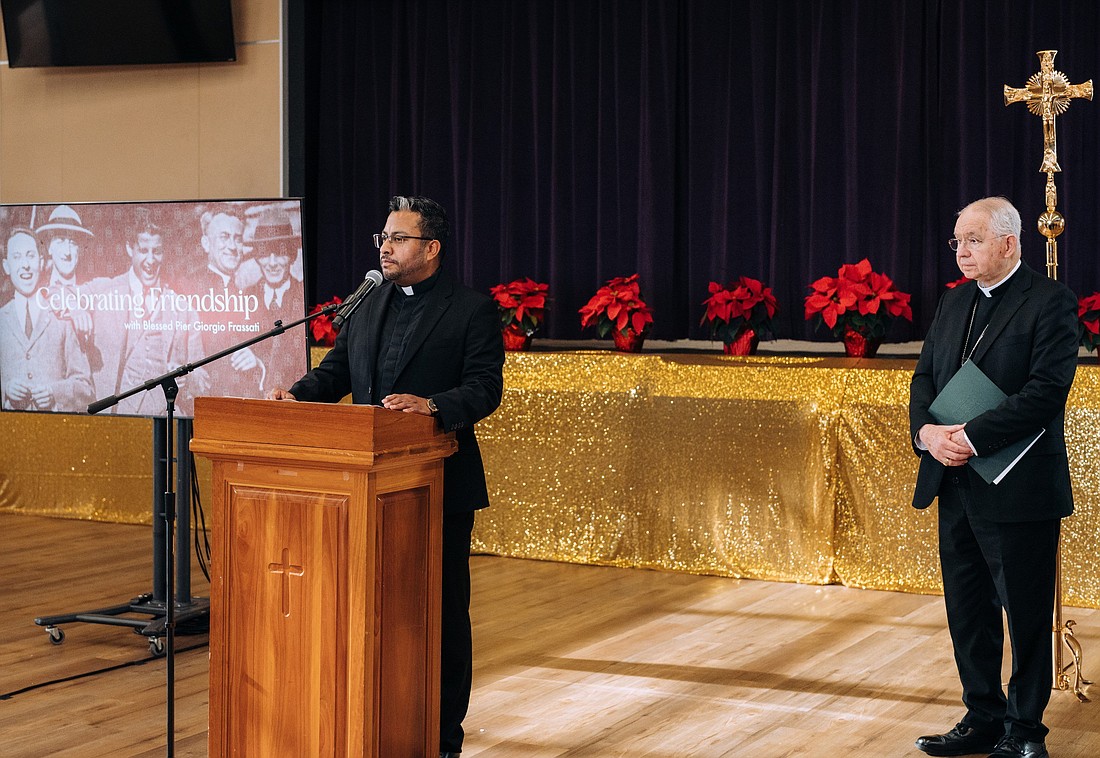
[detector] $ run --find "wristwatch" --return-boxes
[426,398,439,415]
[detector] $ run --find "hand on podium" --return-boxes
[267,387,297,401]
[382,393,434,416]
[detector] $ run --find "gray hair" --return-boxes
[959,196,1022,255]
[200,203,244,236]
[388,195,449,255]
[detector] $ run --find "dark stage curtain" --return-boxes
[293,0,1100,341]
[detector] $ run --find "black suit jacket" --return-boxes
[909,263,1078,521]
[289,269,505,514]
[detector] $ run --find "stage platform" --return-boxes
[2,344,1098,607]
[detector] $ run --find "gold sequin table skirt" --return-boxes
[2,351,1098,607]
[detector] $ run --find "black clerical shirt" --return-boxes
[961,266,1017,366]
[373,269,441,402]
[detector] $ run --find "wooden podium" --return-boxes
[190,397,457,757]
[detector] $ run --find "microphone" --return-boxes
[332,269,384,331]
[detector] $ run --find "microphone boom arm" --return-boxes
[87,301,342,415]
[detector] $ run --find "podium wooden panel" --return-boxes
[190,397,457,757]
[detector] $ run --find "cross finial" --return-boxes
[1004,50,1092,176]
[1003,50,1092,280]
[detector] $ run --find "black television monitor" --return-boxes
[1,0,236,68]
[0,199,310,418]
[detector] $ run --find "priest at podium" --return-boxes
[270,195,505,758]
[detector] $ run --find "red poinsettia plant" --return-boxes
[308,296,343,346]
[804,258,913,339]
[490,277,549,335]
[578,273,654,338]
[1079,292,1100,352]
[701,276,779,342]
[945,275,972,289]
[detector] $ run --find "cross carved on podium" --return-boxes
[268,547,304,617]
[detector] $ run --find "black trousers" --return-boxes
[440,510,475,754]
[937,481,1060,741]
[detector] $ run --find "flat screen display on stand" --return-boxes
[0,199,310,418]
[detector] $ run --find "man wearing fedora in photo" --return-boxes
[246,206,307,390]
[37,204,94,289]
[34,204,98,362]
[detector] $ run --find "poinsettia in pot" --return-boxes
[804,258,913,358]
[701,276,779,355]
[490,277,549,351]
[578,273,654,352]
[1078,292,1100,353]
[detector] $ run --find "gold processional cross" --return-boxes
[1003,49,1092,280]
[1004,50,1094,703]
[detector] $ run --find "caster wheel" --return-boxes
[47,626,65,645]
[149,637,165,657]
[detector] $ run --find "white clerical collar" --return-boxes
[207,264,231,287]
[977,259,1021,298]
[399,284,415,296]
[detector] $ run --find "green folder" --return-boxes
[927,360,1044,485]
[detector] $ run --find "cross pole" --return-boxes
[1004,49,1093,701]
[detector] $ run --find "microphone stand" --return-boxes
[85,301,342,758]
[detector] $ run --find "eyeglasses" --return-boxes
[948,233,1008,252]
[373,232,434,249]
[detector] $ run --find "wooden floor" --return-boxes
[1,513,1097,757]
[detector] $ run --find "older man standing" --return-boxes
[184,203,264,398]
[909,197,1078,758]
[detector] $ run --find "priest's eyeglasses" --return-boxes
[373,232,434,249]
[948,234,1008,252]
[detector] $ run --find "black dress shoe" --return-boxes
[439,752,461,758]
[915,722,1000,756]
[988,736,1049,758]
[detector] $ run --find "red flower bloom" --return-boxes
[863,270,913,321]
[945,275,971,289]
[579,273,654,338]
[804,258,912,339]
[490,277,549,334]
[308,296,343,347]
[1078,292,1100,352]
[804,275,862,330]
[701,276,779,342]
